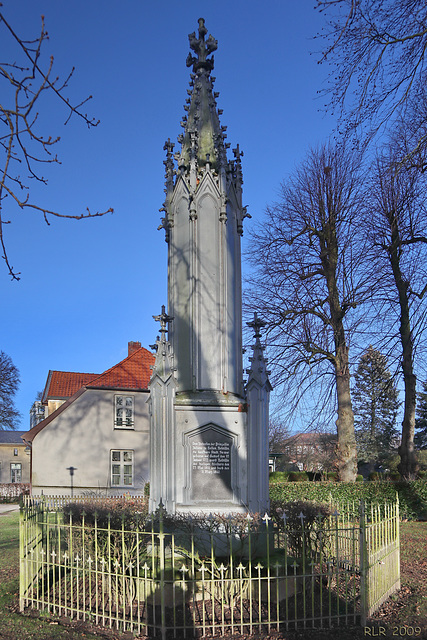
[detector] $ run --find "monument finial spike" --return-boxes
[153,305,173,338]
[186,18,217,74]
[247,312,266,339]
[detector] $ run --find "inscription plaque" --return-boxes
[190,428,233,501]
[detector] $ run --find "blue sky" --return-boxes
[1,0,336,426]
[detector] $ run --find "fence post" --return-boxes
[359,499,368,626]
[19,499,25,611]
[158,500,166,640]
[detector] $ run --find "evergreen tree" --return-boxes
[353,346,399,464]
[415,382,427,450]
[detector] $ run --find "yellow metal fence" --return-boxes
[19,496,400,638]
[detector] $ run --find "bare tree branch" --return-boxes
[246,141,369,481]
[0,10,113,280]
[316,0,427,159]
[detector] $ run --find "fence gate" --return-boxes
[359,499,400,623]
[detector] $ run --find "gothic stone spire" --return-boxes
[179,19,225,173]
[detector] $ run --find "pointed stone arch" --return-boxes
[183,422,240,504]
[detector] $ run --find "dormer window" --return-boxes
[114,395,134,428]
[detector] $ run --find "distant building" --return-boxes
[29,401,45,429]
[281,433,337,472]
[23,342,154,496]
[0,430,30,484]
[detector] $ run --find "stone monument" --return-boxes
[149,19,271,514]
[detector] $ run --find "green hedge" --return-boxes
[269,472,289,482]
[269,479,427,520]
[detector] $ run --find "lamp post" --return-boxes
[66,466,77,498]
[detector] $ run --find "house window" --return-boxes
[14,448,18,456]
[114,395,134,428]
[11,463,21,483]
[111,450,133,487]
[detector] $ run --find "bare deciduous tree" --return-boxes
[0,350,21,429]
[269,420,290,453]
[366,147,427,477]
[0,10,113,280]
[316,0,427,161]
[247,142,367,481]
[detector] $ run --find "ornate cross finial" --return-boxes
[163,138,174,155]
[186,18,217,73]
[153,305,173,337]
[233,144,243,164]
[247,312,266,339]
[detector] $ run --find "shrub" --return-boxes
[288,471,309,482]
[63,496,149,529]
[63,497,150,601]
[270,500,332,562]
[356,475,364,482]
[269,479,427,520]
[0,483,30,502]
[269,471,289,482]
[417,450,427,472]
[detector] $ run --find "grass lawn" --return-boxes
[0,512,115,640]
[0,511,425,639]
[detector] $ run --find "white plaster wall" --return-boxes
[31,388,150,496]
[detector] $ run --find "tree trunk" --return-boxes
[388,216,419,478]
[335,344,357,481]
[397,296,419,478]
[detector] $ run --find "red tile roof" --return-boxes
[26,346,156,444]
[43,371,99,402]
[42,347,155,402]
[87,347,155,391]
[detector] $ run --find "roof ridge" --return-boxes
[86,346,155,390]
[88,346,153,383]
[47,369,99,376]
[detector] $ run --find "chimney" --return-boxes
[128,341,141,356]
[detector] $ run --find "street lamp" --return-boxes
[66,466,77,498]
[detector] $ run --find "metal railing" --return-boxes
[19,495,400,638]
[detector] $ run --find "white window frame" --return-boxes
[114,395,134,428]
[110,450,134,487]
[11,462,22,483]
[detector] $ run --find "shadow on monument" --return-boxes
[148,229,268,634]
[154,228,263,513]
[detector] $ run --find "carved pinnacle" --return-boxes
[247,312,266,339]
[186,18,218,74]
[153,305,173,336]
